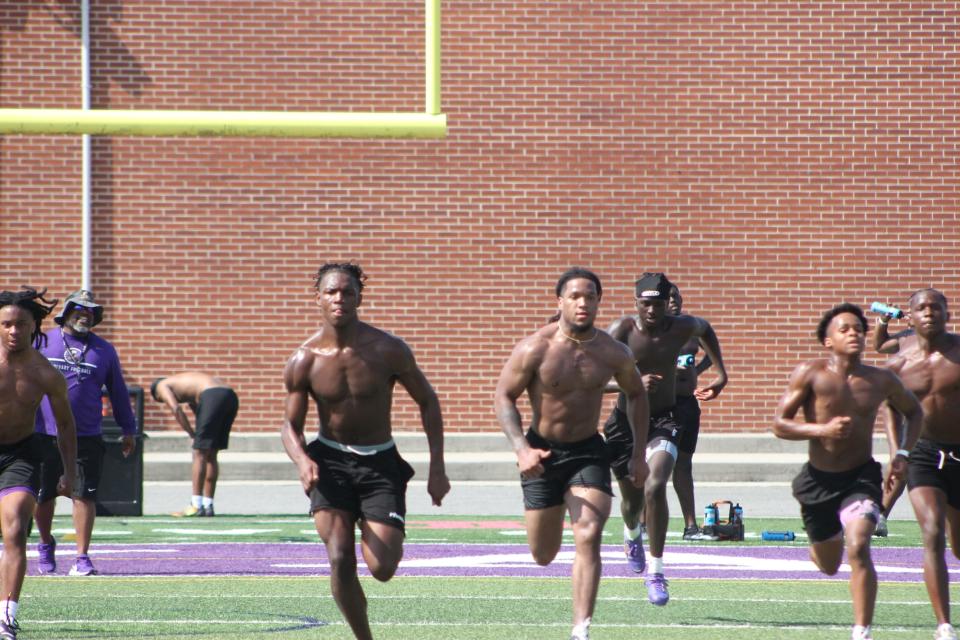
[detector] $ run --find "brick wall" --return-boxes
[2,2,958,435]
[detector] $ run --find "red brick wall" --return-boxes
[2,2,958,434]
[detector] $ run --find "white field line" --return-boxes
[23,619,928,632]
[22,593,933,605]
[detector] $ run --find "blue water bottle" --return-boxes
[761,530,795,541]
[733,503,743,524]
[870,302,904,319]
[704,504,718,527]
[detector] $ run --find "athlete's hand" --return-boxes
[297,458,320,495]
[427,467,450,506]
[517,447,551,479]
[694,384,724,401]
[628,455,649,488]
[642,374,663,393]
[57,473,75,497]
[120,435,136,458]
[821,416,852,439]
[887,455,908,483]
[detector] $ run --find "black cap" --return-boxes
[635,273,673,300]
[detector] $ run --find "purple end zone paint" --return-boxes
[28,542,960,583]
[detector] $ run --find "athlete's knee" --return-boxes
[845,537,872,567]
[644,474,668,500]
[368,557,400,582]
[573,518,605,547]
[325,542,359,574]
[529,542,560,566]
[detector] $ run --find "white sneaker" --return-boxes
[936,623,959,640]
[852,624,873,640]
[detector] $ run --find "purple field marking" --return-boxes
[29,542,960,583]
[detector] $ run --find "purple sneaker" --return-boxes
[624,531,646,573]
[0,617,19,640]
[69,554,97,576]
[37,537,56,574]
[646,573,669,606]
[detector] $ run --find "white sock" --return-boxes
[625,524,643,540]
[571,617,591,640]
[852,624,870,639]
[201,496,214,508]
[648,556,664,574]
[0,600,18,624]
[191,495,202,508]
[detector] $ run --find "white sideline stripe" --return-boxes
[145,479,793,488]
[22,593,934,605]
[24,619,924,632]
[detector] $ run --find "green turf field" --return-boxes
[19,515,946,639]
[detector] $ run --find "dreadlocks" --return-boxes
[313,263,367,294]
[0,286,58,348]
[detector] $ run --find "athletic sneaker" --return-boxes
[37,536,56,574]
[936,623,959,640]
[0,618,19,639]
[681,525,720,541]
[69,554,97,576]
[624,531,646,573]
[173,505,204,517]
[201,505,214,517]
[874,514,888,537]
[646,573,669,606]
[851,626,873,640]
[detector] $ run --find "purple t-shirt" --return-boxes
[35,329,137,437]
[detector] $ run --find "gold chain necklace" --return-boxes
[557,326,598,345]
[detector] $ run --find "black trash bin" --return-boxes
[97,385,145,516]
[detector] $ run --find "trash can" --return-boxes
[97,385,145,516]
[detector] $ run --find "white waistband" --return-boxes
[316,434,395,456]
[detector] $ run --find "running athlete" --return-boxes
[0,287,76,640]
[885,289,960,640]
[282,263,449,640]
[495,267,648,640]
[774,302,922,640]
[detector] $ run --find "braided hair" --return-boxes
[0,286,58,348]
[313,263,367,293]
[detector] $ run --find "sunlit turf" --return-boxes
[19,514,938,639]
[22,575,940,639]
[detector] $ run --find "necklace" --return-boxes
[61,328,89,365]
[557,326,598,345]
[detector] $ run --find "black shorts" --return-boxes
[604,407,681,480]
[0,434,42,499]
[521,430,612,510]
[674,395,702,455]
[792,459,883,543]
[37,434,104,504]
[307,439,415,532]
[194,388,238,451]
[907,439,960,509]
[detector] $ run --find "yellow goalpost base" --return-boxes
[0,109,447,139]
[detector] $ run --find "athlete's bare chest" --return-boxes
[900,354,960,400]
[811,372,884,417]
[537,348,609,391]
[308,349,394,402]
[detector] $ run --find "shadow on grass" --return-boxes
[45,615,331,638]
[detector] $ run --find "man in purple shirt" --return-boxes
[34,290,136,576]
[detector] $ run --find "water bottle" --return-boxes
[704,504,718,527]
[733,503,743,524]
[761,530,795,541]
[870,302,904,319]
